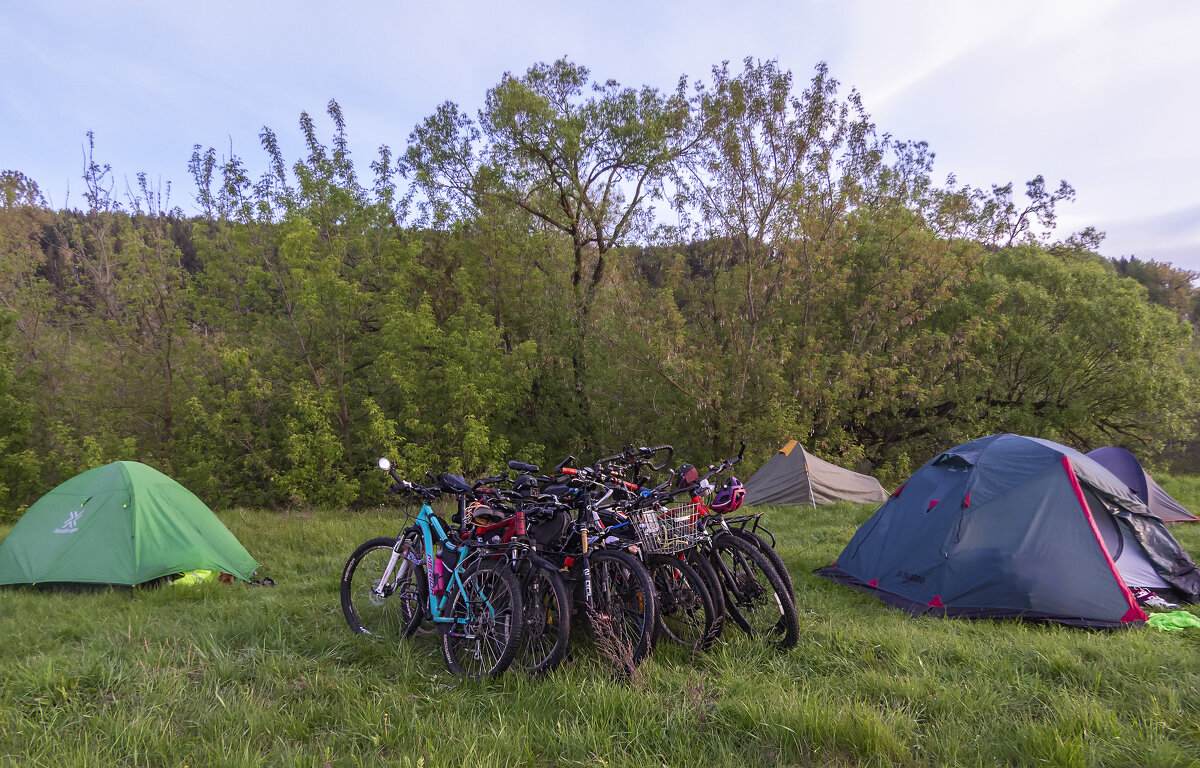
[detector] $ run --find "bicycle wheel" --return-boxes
[710,534,799,650]
[341,537,427,638]
[441,560,525,679]
[514,561,572,676]
[586,549,659,671]
[730,528,795,598]
[646,553,718,652]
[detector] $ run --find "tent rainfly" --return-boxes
[0,461,258,586]
[743,440,888,507]
[817,434,1200,628]
[1085,447,1197,523]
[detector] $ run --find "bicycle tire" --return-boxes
[646,552,718,652]
[584,549,659,671]
[710,534,799,650]
[515,561,572,676]
[730,528,795,598]
[440,559,525,679]
[341,537,428,639]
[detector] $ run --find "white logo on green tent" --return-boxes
[53,509,85,534]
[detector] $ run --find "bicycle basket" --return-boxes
[631,503,703,555]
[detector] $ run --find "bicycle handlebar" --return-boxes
[472,471,509,490]
[595,443,674,467]
[629,442,746,506]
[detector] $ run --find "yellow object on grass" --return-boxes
[171,569,218,586]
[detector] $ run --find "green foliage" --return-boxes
[1112,256,1200,342]
[174,102,537,507]
[406,58,695,447]
[1,60,1198,503]
[945,247,1196,451]
[0,313,40,520]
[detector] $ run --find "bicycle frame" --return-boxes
[373,500,492,630]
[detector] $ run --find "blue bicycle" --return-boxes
[340,458,525,679]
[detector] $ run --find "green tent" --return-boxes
[0,461,258,586]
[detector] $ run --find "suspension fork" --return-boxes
[580,527,593,607]
[373,536,418,598]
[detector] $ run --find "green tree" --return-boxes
[1112,256,1198,318]
[655,60,987,472]
[184,102,536,507]
[937,246,1196,452]
[0,311,40,519]
[404,58,695,445]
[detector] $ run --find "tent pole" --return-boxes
[805,461,817,508]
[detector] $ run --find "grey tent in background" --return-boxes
[1085,446,1197,523]
[743,440,889,507]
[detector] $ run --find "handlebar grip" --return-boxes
[560,467,578,476]
[507,460,540,473]
[554,455,576,472]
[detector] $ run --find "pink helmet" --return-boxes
[710,477,745,514]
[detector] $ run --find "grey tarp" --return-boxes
[817,434,1200,628]
[743,441,888,507]
[1086,446,1197,523]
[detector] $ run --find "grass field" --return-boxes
[2,482,1199,767]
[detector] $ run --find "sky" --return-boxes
[3,0,1199,270]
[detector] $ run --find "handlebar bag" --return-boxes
[675,464,700,487]
[528,508,571,549]
[436,473,471,493]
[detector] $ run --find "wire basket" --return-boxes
[631,503,704,554]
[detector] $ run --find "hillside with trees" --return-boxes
[1,59,1197,516]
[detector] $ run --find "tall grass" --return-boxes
[1,497,1198,767]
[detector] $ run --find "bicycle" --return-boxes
[594,484,720,651]
[530,470,660,672]
[686,445,799,650]
[340,458,525,679]
[455,462,573,676]
[593,443,799,651]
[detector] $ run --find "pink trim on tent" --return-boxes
[927,499,940,510]
[1120,605,1146,622]
[867,578,879,587]
[1061,456,1147,623]
[927,595,944,608]
[964,490,971,507]
[893,484,905,498]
